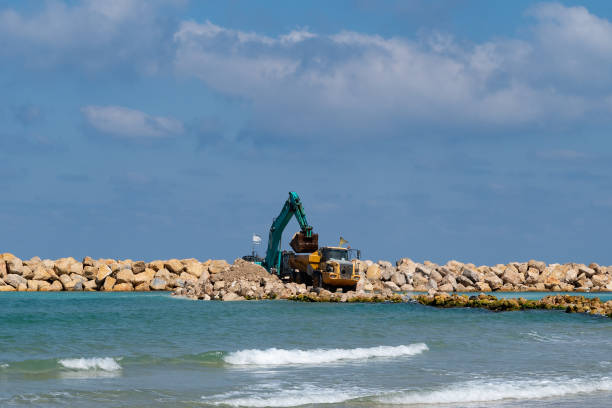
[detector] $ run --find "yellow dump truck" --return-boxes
[287,245,360,290]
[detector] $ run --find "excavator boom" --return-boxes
[264,192,318,273]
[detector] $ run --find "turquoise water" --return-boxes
[1,292,612,407]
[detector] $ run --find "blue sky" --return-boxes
[2,0,612,265]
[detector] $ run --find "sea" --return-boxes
[1,291,612,407]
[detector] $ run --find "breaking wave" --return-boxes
[58,357,122,371]
[202,385,370,407]
[379,377,612,405]
[223,343,428,365]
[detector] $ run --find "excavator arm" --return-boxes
[264,192,318,273]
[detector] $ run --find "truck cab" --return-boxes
[308,246,360,289]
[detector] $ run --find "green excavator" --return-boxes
[250,192,360,289]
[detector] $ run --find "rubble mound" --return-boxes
[220,259,275,283]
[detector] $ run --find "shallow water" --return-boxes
[1,292,611,407]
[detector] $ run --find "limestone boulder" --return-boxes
[209,260,230,274]
[83,266,96,280]
[0,285,16,292]
[438,283,454,292]
[113,283,134,291]
[53,259,72,275]
[69,262,83,276]
[222,292,244,301]
[83,280,97,291]
[502,266,523,286]
[592,274,610,288]
[412,273,428,288]
[366,264,381,280]
[155,268,171,280]
[59,274,75,291]
[37,281,51,291]
[83,256,95,266]
[135,282,150,291]
[383,281,400,292]
[416,264,432,277]
[475,281,492,292]
[578,266,596,278]
[428,270,442,283]
[150,278,167,290]
[442,274,457,289]
[134,268,156,284]
[564,269,579,284]
[528,259,547,272]
[379,261,395,281]
[27,279,40,291]
[485,274,503,290]
[6,257,23,275]
[179,272,198,284]
[95,265,112,284]
[525,268,540,284]
[147,260,165,271]
[390,271,406,287]
[116,269,135,284]
[164,259,184,274]
[0,260,6,278]
[48,280,63,291]
[102,276,116,291]
[132,261,146,274]
[456,275,473,287]
[462,268,483,284]
[185,262,206,278]
[5,274,27,289]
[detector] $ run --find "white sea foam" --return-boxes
[203,385,369,407]
[380,377,612,405]
[224,343,428,365]
[58,357,122,371]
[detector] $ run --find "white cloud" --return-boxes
[4,2,612,139]
[0,0,184,73]
[172,3,612,138]
[81,105,183,139]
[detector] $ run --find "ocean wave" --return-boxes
[58,357,121,371]
[223,343,428,365]
[202,385,370,407]
[379,377,612,405]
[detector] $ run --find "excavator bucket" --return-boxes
[290,232,319,253]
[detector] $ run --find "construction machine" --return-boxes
[260,192,360,290]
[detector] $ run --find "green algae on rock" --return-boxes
[414,293,612,318]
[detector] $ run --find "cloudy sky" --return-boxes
[1,0,612,265]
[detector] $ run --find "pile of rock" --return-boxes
[173,259,402,302]
[0,253,211,292]
[361,258,612,293]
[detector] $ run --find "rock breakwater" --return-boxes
[365,258,612,293]
[414,293,612,318]
[2,252,612,297]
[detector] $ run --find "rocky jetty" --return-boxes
[0,253,211,292]
[365,258,612,293]
[2,252,612,296]
[414,293,612,318]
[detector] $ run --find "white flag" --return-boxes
[252,234,262,244]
